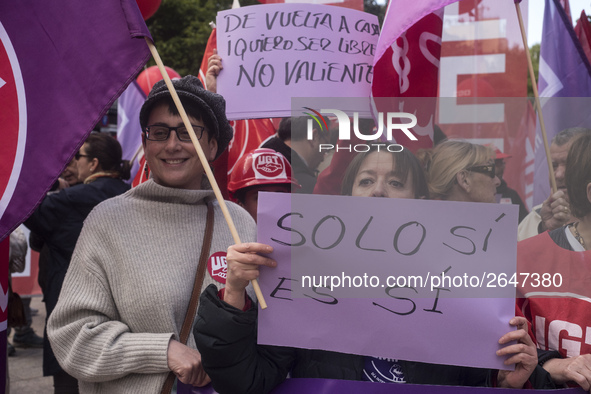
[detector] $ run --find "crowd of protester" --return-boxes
[8,65,589,394]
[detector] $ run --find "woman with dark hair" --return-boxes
[341,146,429,199]
[24,132,131,393]
[47,76,256,393]
[517,130,591,391]
[75,133,132,183]
[195,146,546,393]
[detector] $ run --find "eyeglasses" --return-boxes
[75,152,91,160]
[144,125,205,142]
[466,164,496,178]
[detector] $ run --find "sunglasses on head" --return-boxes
[466,163,496,178]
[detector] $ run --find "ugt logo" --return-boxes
[303,107,418,142]
[254,153,284,178]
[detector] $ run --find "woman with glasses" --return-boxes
[47,76,256,393]
[24,132,130,393]
[425,140,500,204]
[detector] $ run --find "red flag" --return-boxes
[198,29,276,199]
[575,10,591,66]
[314,10,444,196]
[458,0,483,16]
[132,156,149,187]
[437,1,532,208]
[372,11,444,151]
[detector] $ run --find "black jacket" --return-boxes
[496,180,529,223]
[261,136,292,165]
[289,150,317,194]
[261,136,316,194]
[24,176,129,376]
[195,285,556,394]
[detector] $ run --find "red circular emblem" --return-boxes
[207,251,227,284]
[0,29,22,200]
[254,153,284,178]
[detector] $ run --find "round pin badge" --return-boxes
[207,251,228,284]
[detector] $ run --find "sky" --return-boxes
[371,1,591,45]
[528,0,591,45]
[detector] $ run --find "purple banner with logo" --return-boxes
[0,0,151,242]
[533,0,591,206]
[272,379,585,394]
[179,378,587,393]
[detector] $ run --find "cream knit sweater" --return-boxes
[47,180,256,393]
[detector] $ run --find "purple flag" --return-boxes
[180,378,587,393]
[178,382,217,394]
[270,378,586,394]
[117,80,146,183]
[533,0,591,206]
[0,0,151,242]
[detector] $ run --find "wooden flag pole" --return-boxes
[514,2,558,194]
[144,38,268,309]
[129,144,144,166]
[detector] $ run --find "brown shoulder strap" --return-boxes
[161,201,215,394]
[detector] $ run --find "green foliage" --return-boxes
[145,0,386,77]
[527,43,540,98]
[146,0,257,77]
[364,0,386,26]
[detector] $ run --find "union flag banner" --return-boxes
[0,0,151,242]
[319,2,449,195]
[437,0,531,209]
[371,10,444,151]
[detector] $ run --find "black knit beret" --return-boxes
[139,75,233,159]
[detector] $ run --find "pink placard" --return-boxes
[257,192,518,371]
[216,4,379,119]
